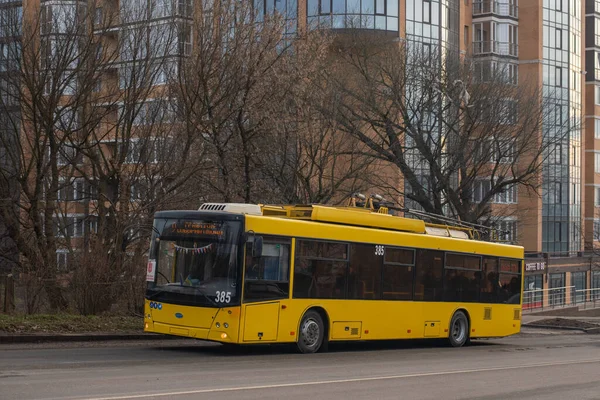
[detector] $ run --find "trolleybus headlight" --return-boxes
[216,322,221,328]
[221,333,228,339]
[224,323,229,328]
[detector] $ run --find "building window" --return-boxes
[596,86,600,105]
[572,271,586,304]
[494,218,517,242]
[595,119,600,139]
[56,249,72,271]
[594,219,600,241]
[307,0,398,31]
[550,144,561,164]
[464,25,468,47]
[498,99,517,124]
[493,184,518,204]
[595,187,600,206]
[94,7,102,25]
[593,271,600,299]
[549,273,565,306]
[555,28,562,49]
[596,153,600,173]
[423,0,431,24]
[555,67,562,87]
[473,179,491,202]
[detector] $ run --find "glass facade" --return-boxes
[549,272,565,305]
[256,0,298,35]
[403,0,459,206]
[307,0,398,31]
[593,270,600,300]
[524,274,543,309]
[541,0,582,253]
[571,271,586,304]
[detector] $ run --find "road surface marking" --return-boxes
[78,358,600,400]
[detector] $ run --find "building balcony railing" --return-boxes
[472,1,518,18]
[473,41,518,57]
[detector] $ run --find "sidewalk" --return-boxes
[0,332,180,344]
[522,315,600,324]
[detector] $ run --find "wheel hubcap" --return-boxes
[301,318,320,348]
[452,318,466,343]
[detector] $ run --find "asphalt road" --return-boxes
[1,328,600,400]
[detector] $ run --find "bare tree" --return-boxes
[321,34,571,226]
[0,1,117,311]
[175,0,335,204]
[264,82,376,205]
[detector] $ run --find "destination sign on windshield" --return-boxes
[163,221,225,238]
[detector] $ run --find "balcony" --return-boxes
[472,1,518,18]
[473,41,518,57]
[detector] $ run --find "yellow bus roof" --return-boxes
[244,204,523,259]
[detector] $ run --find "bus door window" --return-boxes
[243,237,291,302]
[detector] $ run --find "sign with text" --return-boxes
[146,260,156,282]
[525,262,546,272]
[163,221,225,238]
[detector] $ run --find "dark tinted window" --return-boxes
[500,259,521,273]
[498,273,521,304]
[414,250,443,301]
[384,248,414,265]
[446,254,481,270]
[443,253,481,302]
[444,269,481,302]
[481,258,499,303]
[244,238,291,302]
[296,240,347,260]
[383,264,413,300]
[293,240,348,299]
[348,244,382,300]
[382,247,414,300]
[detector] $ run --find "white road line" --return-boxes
[78,358,600,400]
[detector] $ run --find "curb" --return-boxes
[0,333,182,344]
[522,324,590,332]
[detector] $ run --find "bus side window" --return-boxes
[293,239,348,299]
[481,258,499,303]
[382,247,414,300]
[244,238,291,302]
[413,249,444,301]
[348,244,382,300]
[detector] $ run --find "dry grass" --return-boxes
[0,313,143,334]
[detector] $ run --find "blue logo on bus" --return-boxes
[175,313,183,319]
[149,302,163,310]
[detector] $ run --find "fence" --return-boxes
[523,285,600,311]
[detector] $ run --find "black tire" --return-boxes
[297,310,326,354]
[448,310,469,347]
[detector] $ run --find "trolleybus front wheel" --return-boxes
[448,310,469,347]
[297,310,325,354]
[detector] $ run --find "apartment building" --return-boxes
[2,0,600,306]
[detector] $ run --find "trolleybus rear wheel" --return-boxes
[297,310,325,354]
[448,310,469,347]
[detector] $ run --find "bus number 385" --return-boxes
[215,291,231,303]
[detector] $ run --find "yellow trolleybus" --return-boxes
[144,200,524,353]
